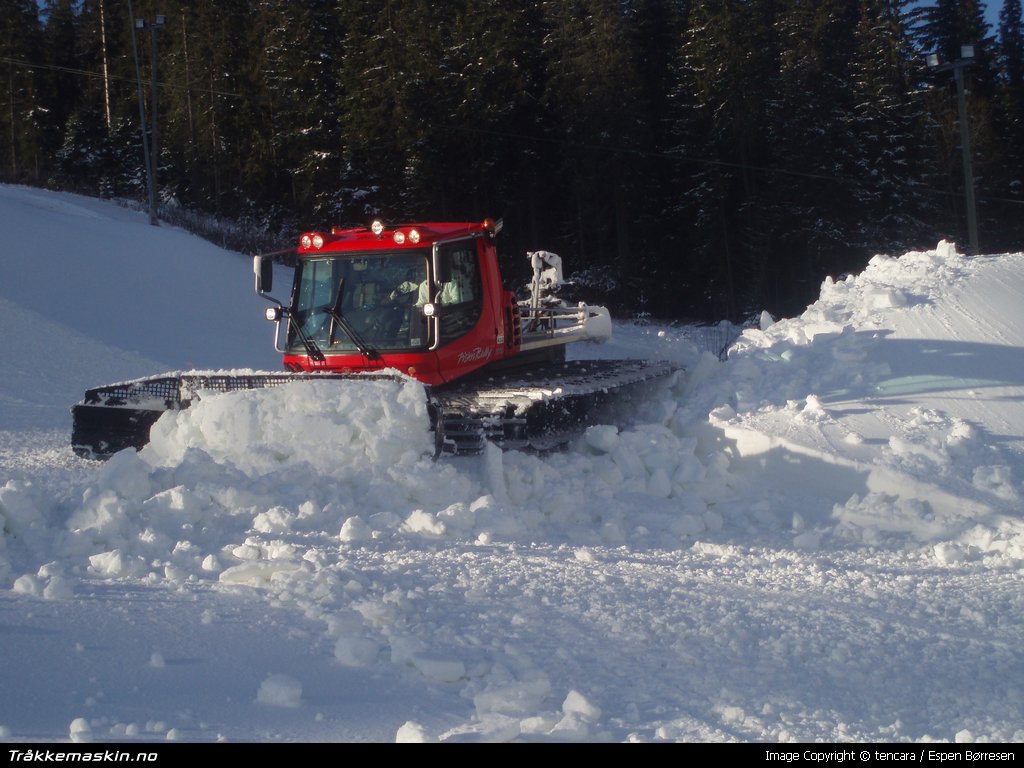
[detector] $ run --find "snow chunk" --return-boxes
[934,542,967,565]
[339,516,371,543]
[865,288,908,309]
[799,394,829,422]
[42,575,73,600]
[473,669,552,717]
[396,721,434,743]
[69,717,92,743]
[402,509,445,537]
[218,560,302,586]
[253,506,295,533]
[0,480,43,536]
[584,424,619,453]
[549,689,602,738]
[574,547,596,563]
[256,673,302,707]
[972,465,1018,501]
[12,574,42,596]
[409,653,465,683]
[935,239,959,259]
[334,636,380,667]
[88,550,147,579]
[562,689,601,720]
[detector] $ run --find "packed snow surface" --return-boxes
[1,185,1022,743]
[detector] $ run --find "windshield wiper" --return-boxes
[289,313,326,362]
[326,277,379,359]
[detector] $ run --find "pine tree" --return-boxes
[622,0,691,317]
[0,0,44,182]
[260,0,346,223]
[538,0,646,287]
[52,0,138,197]
[1000,0,1024,92]
[337,0,547,232]
[767,0,864,302]
[848,0,935,254]
[992,0,1024,244]
[160,0,263,217]
[667,0,783,320]
[336,0,427,218]
[36,0,81,170]
[432,0,545,227]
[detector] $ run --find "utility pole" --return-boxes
[99,0,111,133]
[147,14,166,224]
[127,1,164,227]
[927,45,979,256]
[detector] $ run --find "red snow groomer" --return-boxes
[72,218,677,458]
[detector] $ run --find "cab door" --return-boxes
[430,237,497,381]
[433,239,483,343]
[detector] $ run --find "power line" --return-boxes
[0,55,241,98]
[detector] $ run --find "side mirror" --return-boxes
[436,256,452,285]
[253,255,273,294]
[432,243,452,287]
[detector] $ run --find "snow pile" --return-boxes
[53,375,464,586]
[701,242,1024,561]
[146,375,434,472]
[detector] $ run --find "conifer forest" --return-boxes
[3,1,1022,321]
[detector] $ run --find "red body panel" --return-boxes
[281,220,520,386]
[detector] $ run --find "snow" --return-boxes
[1,184,1023,744]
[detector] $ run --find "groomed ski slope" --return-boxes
[1,185,1022,743]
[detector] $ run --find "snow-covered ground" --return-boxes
[1,184,1022,744]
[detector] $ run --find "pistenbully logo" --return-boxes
[456,347,493,365]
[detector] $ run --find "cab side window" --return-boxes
[438,242,482,340]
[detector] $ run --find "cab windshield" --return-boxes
[288,251,429,353]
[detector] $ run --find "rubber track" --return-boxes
[434,359,679,455]
[71,361,679,460]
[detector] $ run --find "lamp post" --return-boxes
[927,45,979,256]
[128,2,165,226]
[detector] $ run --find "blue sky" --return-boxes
[985,1,1005,29]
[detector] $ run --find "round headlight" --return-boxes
[408,228,421,243]
[393,231,406,244]
[311,234,324,249]
[371,220,384,236]
[300,234,312,248]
